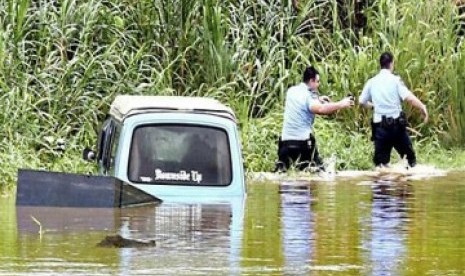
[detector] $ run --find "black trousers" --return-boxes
[372,123,416,167]
[276,134,323,171]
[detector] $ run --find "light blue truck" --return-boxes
[17,95,246,207]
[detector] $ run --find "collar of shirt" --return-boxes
[309,90,319,100]
[298,82,309,90]
[379,69,392,75]
[297,83,317,96]
[305,85,319,97]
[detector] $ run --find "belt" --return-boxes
[373,116,406,127]
[282,140,310,147]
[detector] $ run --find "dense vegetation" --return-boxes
[1,0,464,189]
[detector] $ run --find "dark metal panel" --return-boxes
[16,169,160,208]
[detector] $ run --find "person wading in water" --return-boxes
[275,66,354,173]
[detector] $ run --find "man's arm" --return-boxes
[359,101,373,109]
[396,77,429,123]
[405,94,428,123]
[359,80,371,108]
[310,97,354,115]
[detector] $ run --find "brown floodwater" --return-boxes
[1,172,465,275]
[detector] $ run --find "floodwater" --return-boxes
[1,172,465,275]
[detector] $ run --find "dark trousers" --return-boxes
[372,123,416,167]
[275,134,323,171]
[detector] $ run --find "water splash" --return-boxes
[322,154,337,181]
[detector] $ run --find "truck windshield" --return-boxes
[128,124,232,186]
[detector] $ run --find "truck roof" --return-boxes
[109,95,237,122]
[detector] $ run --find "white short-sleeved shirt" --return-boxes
[359,69,412,123]
[281,83,318,141]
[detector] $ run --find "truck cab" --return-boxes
[93,95,246,201]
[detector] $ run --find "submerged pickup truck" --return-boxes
[17,95,246,207]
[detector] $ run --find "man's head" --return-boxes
[303,66,320,91]
[380,52,394,71]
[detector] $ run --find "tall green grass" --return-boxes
[0,0,464,189]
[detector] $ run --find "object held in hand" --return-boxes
[346,93,355,106]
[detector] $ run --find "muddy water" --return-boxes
[1,172,465,275]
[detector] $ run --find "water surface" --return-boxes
[1,172,465,275]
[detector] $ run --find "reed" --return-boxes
[30,215,43,238]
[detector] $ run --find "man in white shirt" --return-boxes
[359,52,428,168]
[275,66,354,172]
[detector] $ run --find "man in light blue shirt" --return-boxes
[359,52,428,168]
[275,66,354,172]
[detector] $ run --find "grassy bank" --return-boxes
[1,0,465,189]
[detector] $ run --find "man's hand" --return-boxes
[338,96,355,108]
[421,105,429,123]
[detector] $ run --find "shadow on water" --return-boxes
[1,172,465,275]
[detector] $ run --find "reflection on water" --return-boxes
[362,182,412,275]
[280,182,314,274]
[1,172,465,275]
[1,198,244,276]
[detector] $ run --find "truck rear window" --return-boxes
[128,125,232,186]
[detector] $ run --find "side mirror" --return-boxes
[83,148,96,161]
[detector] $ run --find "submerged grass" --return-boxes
[0,0,464,189]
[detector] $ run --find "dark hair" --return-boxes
[303,66,319,83]
[380,52,394,69]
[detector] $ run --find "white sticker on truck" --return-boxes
[151,169,203,184]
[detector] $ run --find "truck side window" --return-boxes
[97,119,115,174]
[109,126,121,174]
